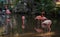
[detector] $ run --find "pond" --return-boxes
[0,32,60,37]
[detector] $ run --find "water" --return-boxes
[0,32,60,37]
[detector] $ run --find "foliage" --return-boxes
[33,0,55,13]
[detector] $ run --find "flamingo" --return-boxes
[34,15,47,32]
[41,19,52,32]
[22,16,25,29]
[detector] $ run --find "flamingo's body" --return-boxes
[41,20,52,32]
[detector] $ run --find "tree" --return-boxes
[0,1,3,9]
[33,0,55,14]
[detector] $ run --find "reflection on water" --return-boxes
[0,35,59,37]
[0,32,59,37]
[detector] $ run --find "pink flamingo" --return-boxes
[41,19,52,32]
[6,9,11,14]
[22,16,25,29]
[5,5,11,15]
[34,12,48,32]
[34,15,47,32]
